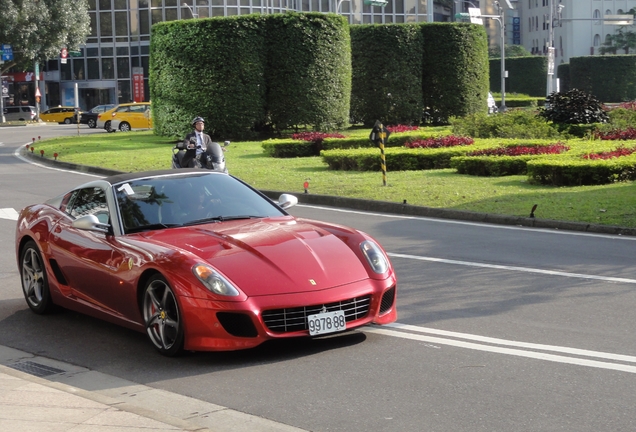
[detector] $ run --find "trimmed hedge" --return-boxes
[421,23,490,124]
[569,55,636,102]
[451,155,537,176]
[150,16,268,139]
[489,56,547,97]
[350,24,424,126]
[266,13,351,131]
[150,13,350,139]
[527,156,636,186]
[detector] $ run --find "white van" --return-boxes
[3,106,37,121]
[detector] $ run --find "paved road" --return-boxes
[1,124,636,431]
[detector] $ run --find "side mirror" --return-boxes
[72,214,110,233]
[278,193,298,210]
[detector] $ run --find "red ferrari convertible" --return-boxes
[16,170,397,355]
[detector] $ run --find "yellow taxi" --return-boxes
[97,102,152,132]
[40,106,77,124]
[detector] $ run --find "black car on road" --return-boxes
[76,104,116,128]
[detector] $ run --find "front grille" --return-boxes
[262,295,371,334]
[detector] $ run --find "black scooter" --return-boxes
[172,140,230,173]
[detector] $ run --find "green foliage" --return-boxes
[150,16,268,139]
[350,24,424,126]
[421,23,490,124]
[538,89,609,125]
[527,156,636,186]
[569,55,636,102]
[451,155,536,176]
[150,13,350,139]
[450,110,562,139]
[266,13,351,132]
[603,107,636,130]
[488,44,532,58]
[489,56,547,97]
[0,0,90,73]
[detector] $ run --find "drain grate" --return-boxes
[8,361,65,378]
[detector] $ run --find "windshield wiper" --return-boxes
[126,223,182,233]
[183,215,261,226]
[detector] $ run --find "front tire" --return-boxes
[105,121,114,132]
[20,240,54,314]
[88,118,96,128]
[119,122,131,132]
[143,275,184,356]
[64,117,72,124]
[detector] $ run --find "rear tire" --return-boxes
[20,240,55,314]
[88,118,96,128]
[64,117,72,124]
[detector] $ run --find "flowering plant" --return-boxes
[582,146,636,160]
[405,135,474,149]
[468,143,570,157]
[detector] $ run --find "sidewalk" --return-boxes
[0,362,211,432]
[0,345,305,432]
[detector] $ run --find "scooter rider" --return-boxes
[177,116,226,171]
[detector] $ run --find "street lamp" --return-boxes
[182,1,198,18]
[479,0,514,111]
[546,0,564,97]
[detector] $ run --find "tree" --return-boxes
[599,9,636,55]
[488,44,532,59]
[0,0,90,74]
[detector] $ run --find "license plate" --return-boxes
[307,310,346,336]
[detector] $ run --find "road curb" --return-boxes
[21,148,636,237]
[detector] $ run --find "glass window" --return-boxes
[88,0,97,10]
[102,58,115,79]
[88,58,100,79]
[139,0,148,6]
[117,57,130,78]
[61,61,72,80]
[99,0,111,10]
[100,12,113,36]
[86,47,99,57]
[116,46,129,55]
[73,58,85,80]
[101,47,114,56]
[118,80,131,103]
[114,0,127,8]
[67,188,109,223]
[89,13,98,37]
[166,8,178,20]
[115,11,128,35]
[141,45,150,55]
[151,0,162,6]
[165,0,177,5]
[151,8,162,24]
[395,0,404,14]
[140,9,150,34]
[46,60,59,71]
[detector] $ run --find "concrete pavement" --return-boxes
[0,345,306,432]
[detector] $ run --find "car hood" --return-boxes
[139,218,369,296]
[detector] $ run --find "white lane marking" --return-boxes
[297,204,636,241]
[386,323,636,363]
[387,252,636,284]
[365,327,636,374]
[0,208,19,221]
[13,146,102,178]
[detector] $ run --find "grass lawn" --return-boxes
[29,130,636,228]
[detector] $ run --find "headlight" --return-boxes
[360,240,389,274]
[192,264,240,296]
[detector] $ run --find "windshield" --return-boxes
[114,173,287,234]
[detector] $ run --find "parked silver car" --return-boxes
[3,106,37,121]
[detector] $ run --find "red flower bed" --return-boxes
[593,127,636,140]
[405,135,474,148]
[468,143,570,157]
[618,101,636,110]
[582,146,636,160]
[386,125,419,133]
[292,132,346,142]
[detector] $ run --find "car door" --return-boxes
[48,187,136,320]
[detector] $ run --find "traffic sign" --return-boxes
[1,44,13,61]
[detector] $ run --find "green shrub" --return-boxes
[527,156,636,186]
[450,110,562,139]
[451,155,536,176]
[538,89,609,125]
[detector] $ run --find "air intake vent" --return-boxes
[379,286,396,314]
